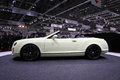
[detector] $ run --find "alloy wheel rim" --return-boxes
[88,46,100,58]
[22,45,39,60]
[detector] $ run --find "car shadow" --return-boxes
[13,57,24,61]
[13,56,106,61]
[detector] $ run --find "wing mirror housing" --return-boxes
[52,35,58,40]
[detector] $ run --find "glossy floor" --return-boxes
[0,52,120,80]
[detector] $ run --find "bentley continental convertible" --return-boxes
[12,31,108,61]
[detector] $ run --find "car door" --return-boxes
[44,38,78,53]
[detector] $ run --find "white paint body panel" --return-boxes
[12,31,108,57]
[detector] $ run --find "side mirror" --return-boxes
[52,35,58,40]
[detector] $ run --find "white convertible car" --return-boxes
[12,31,108,61]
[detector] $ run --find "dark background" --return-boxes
[85,33,120,52]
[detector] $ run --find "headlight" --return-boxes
[14,42,17,46]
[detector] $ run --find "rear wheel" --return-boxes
[21,44,40,61]
[85,44,101,60]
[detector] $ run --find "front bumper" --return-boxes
[12,46,20,57]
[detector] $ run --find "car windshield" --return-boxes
[46,30,85,38]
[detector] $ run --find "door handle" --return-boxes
[72,40,76,42]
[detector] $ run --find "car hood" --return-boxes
[14,37,45,43]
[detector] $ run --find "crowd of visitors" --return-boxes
[0,32,22,51]
[0,31,46,52]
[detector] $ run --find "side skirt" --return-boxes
[41,52,85,57]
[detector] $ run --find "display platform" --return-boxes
[0,51,12,57]
[0,51,120,57]
[0,52,120,80]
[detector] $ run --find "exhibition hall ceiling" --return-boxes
[0,0,120,28]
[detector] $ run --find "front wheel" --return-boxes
[85,45,101,60]
[20,44,40,61]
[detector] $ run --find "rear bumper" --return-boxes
[102,49,108,54]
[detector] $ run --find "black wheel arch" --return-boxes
[85,44,102,52]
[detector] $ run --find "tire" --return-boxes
[20,44,40,61]
[85,44,101,60]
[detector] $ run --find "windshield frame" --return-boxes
[45,30,60,39]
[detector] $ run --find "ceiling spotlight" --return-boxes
[18,25,25,28]
[32,6,35,8]
[116,9,119,12]
[21,25,25,28]
[104,5,107,7]
[12,0,16,3]
[18,25,21,28]
[34,19,37,22]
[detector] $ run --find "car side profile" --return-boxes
[12,31,108,61]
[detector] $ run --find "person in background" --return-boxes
[13,33,17,41]
[7,32,14,49]
[75,31,84,38]
[25,33,30,38]
[15,33,22,40]
[35,33,39,38]
[1,32,8,51]
[18,33,23,39]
